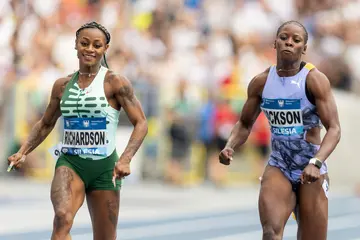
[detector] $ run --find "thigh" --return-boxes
[259,165,297,236]
[86,190,120,240]
[297,174,329,240]
[50,166,86,225]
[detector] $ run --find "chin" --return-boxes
[280,54,297,62]
[82,61,97,67]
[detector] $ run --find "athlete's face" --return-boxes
[75,28,109,67]
[274,24,307,62]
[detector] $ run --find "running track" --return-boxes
[0,178,359,240]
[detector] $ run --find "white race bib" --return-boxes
[322,178,329,198]
[48,142,63,160]
[261,98,304,137]
[61,117,107,156]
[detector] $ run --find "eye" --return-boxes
[294,39,301,43]
[280,35,287,40]
[94,44,102,49]
[80,42,88,47]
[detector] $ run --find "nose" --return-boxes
[85,44,95,53]
[285,39,294,47]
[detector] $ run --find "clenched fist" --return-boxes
[301,164,320,184]
[219,147,234,165]
[7,153,26,171]
[112,160,131,186]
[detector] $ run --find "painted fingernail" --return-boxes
[7,163,14,172]
[112,176,116,187]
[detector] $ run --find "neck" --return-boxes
[276,59,302,77]
[79,63,101,75]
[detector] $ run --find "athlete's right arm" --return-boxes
[8,78,65,168]
[219,70,268,165]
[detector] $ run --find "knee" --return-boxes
[262,223,283,240]
[53,209,74,231]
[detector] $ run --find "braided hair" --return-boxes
[276,20,308,44]
[76,21,110,68]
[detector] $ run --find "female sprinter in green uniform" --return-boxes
[7,22,148,240]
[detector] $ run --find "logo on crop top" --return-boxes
[291,78,301,88]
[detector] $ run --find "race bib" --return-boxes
[49,142,63,160]
[62,117,107,156]
[261,98,303,136]
[322,178,329,198]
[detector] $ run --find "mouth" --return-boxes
[83,54,96,61]
[281,49,293,54]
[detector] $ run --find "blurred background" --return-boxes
[1,0,360,239]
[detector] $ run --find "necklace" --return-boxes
[79,71,97,77]
[79,68,100,77]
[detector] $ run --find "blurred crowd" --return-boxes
[1,0,360,184]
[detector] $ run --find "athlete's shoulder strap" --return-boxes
[304,63,316,105]
[304,62,315,71]
[61,71,79,99]
[268,64,276,74]
[93,66,108,87]
[67,71,79,84]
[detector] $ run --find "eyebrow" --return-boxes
[80,36,105,42]
[293,34,303,39]
[279,32,303,38]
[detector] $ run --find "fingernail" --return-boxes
[112,176,116,187]
[7,163,14,172]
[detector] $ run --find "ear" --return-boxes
[273,40,276,49]
[302,44,307,55]
[104,44,109,54]
[74,39,78,50]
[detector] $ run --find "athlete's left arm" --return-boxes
[112,74,148,163]
[307,69,341,162]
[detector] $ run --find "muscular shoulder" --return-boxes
[52,76,72,99]
[306,68,331,97]
[105,71,133,97]
[247,67,270,97]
